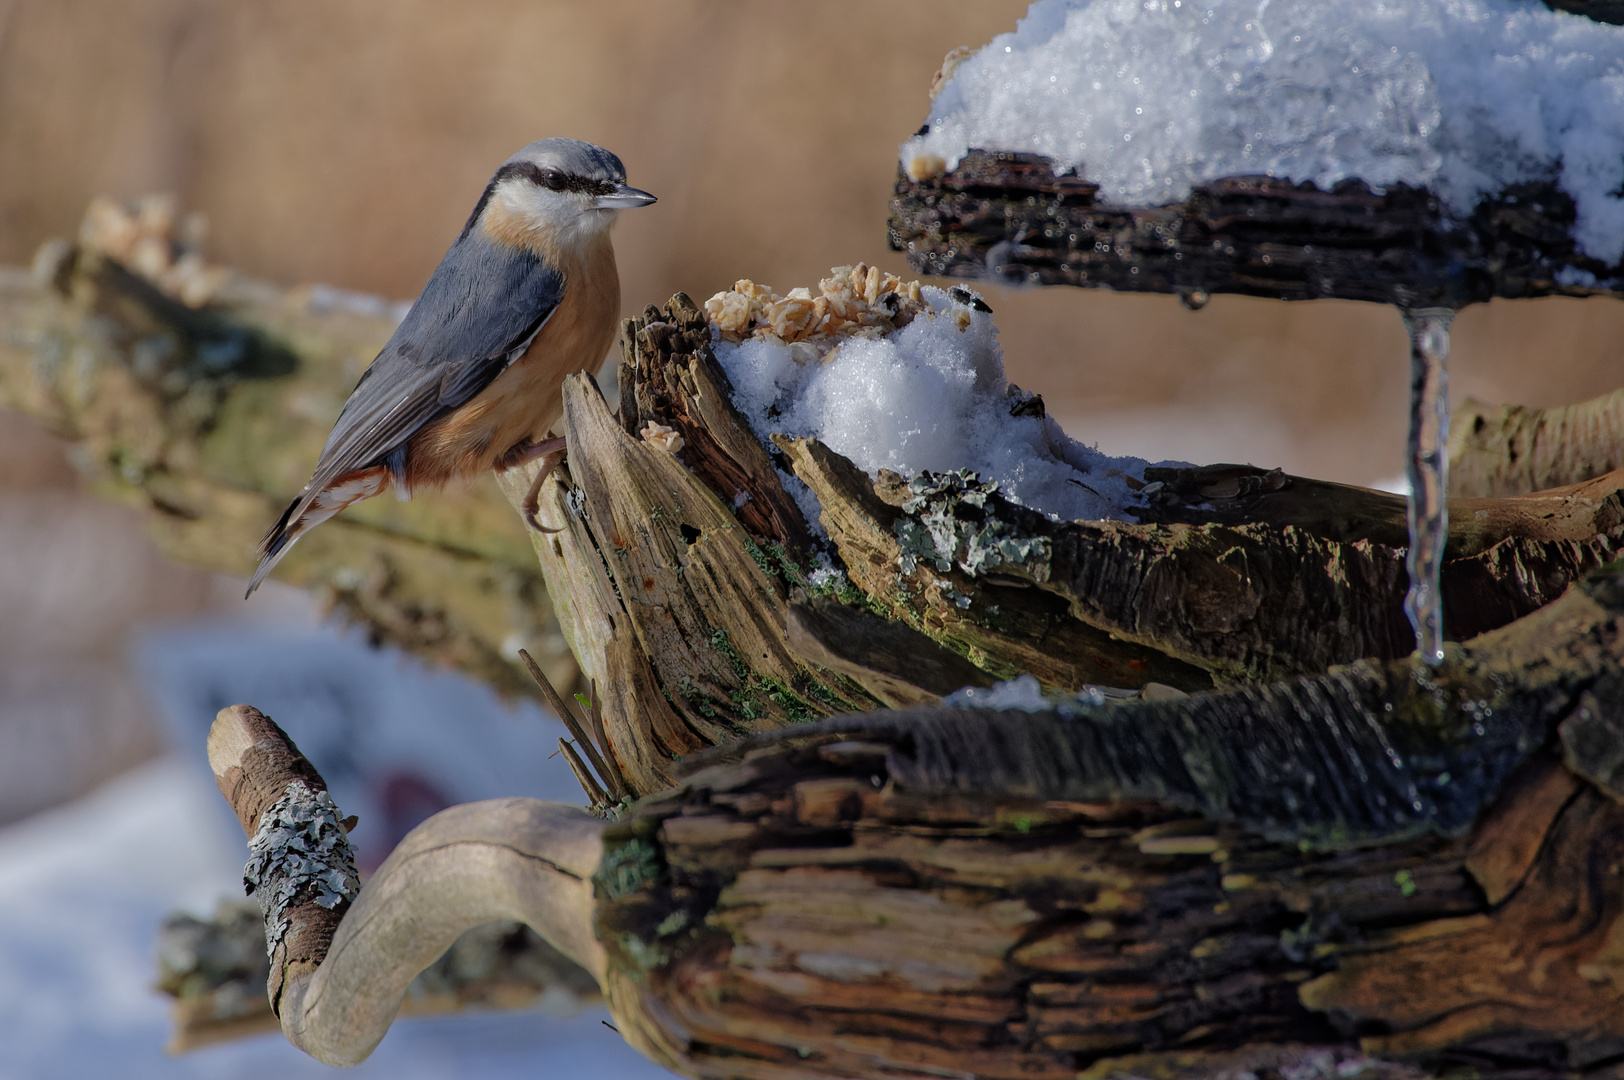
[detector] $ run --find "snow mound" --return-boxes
[707,268,1170,525]
[903,0,1624,263]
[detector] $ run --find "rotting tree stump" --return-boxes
[210,565,1624,1078]
[489,294,1624,802]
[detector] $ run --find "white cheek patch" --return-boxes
[498,182,577,230]
[493,179,613,251]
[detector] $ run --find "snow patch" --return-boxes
[711,280,1171,524]
[904,0,1624,262]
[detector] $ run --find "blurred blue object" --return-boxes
[133,621,588,869]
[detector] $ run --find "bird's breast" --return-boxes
[404,233,620,486]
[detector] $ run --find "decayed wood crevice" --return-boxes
[887,152,1624,307]
[489,296,1624,790]
[613,296,814,554]
[493,348,887,799]
[1450,387,1624,498]
[0,251,574,697]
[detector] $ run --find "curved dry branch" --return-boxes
[279,798,605,1066]
[207,705,605,1067]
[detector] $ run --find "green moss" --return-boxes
[615,932,667,974]
[758,676,815,723]
[741,536,776,579]
[595,837,663,900]
[654,909,689,937]
[709,628,751,681]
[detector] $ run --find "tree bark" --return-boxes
[495,296,1622,804]
[886,153,1624,308]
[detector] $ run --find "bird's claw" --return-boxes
[521,447,567,534]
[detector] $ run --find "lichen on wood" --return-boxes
[476,294,1624,795]
[196,562,1624,1077]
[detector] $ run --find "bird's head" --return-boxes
[468,137,656,254]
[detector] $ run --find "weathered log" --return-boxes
[206,563,1624,1077]
[887,153,1624,307]
[490,299,889,797]
[1450,386,1624,497]
[0,251,573,697]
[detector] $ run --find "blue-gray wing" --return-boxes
[299,234,566,500]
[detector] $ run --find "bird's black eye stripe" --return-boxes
[461,162,624,237]
[495,161,620,197]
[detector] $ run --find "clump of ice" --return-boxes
[712,284,1163,524]
[904,0,1624,262]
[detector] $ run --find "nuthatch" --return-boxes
[248,138,655,596]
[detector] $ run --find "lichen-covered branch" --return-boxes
[0,251,573,696]
[483,295,1624,798]
[206,703,606,1066]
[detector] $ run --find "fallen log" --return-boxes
[4,230,1616,721]
[204,561,1624,1078]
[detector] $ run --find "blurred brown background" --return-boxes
[1,0,1621,819]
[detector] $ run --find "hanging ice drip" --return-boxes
[1398,308,1455,666]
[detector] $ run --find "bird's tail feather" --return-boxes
[246,467,391,597]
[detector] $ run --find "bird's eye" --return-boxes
[541,171,568,192]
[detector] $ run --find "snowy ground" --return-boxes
[0,621,677,1080]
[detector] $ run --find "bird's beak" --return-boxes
[594,184,657,210]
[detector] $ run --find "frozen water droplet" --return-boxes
[1399,307,1455,666]
[1178,288,1210,310]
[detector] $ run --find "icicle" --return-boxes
[1399,307,1455,667]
